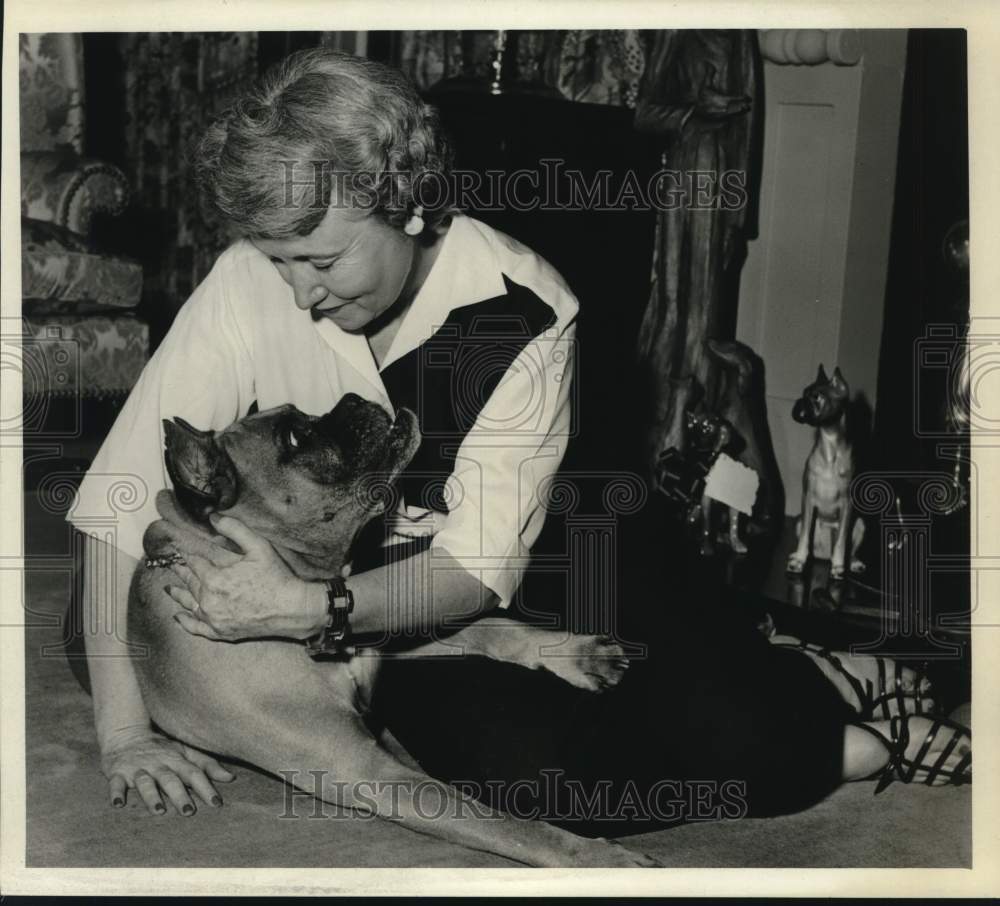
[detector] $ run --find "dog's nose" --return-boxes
[334,392,365,414]
[792,398,811,424]
[316,393,371,441]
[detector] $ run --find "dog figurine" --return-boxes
[128,393,653,867]
[786,365,865,579]
[682,409,748,555]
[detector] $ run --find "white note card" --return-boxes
[703,453,759,515]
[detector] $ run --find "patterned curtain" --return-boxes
[391,30,646,108]
[19,33,86,153]
[394,31,493,90]
[118,33,259,310]
[554,30,646,107]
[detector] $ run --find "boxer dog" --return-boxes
[786,366,865,580]
[127,393,653,867]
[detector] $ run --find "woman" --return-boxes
[71,47,577,818]
[70,47,968,829]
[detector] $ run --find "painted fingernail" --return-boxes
[112,797,124,808]
[211,795,222,807]
[182,804,195,816]
[154,803,166,814]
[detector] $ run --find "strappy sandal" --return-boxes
[855,713,972,794]
[774,639,932,720]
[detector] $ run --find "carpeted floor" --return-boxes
[23,492,970,868]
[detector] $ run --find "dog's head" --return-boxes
[162,393,420,574]
[684,409,734,454]
[791,365,849,427]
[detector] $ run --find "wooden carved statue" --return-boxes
[634,30,760,485]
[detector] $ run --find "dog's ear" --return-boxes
[816,364,829,384]
[163,418,238,519]
[830,367,849,396]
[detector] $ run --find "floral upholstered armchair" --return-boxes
[20,33,147,407]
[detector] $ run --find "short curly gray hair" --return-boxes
[194,48,454,239]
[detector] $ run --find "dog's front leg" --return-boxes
[849,516,866,574]
[406,618,629,693]
[257,708,657,867]
[787,481,814,573]
[830,496,852,580]
[699,495,716,556]
[728,506,748,553]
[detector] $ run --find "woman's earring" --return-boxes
[404,205,425,237]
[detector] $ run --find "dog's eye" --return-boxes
[286,426,301,450]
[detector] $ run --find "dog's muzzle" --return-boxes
[792,398,815,425]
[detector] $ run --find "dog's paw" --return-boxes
[541,635,629,693]
[786,554,806,574]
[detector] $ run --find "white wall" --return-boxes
[736,30,908,514]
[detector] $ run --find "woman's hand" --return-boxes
[101,725,235,815]
[166,513,329,642]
